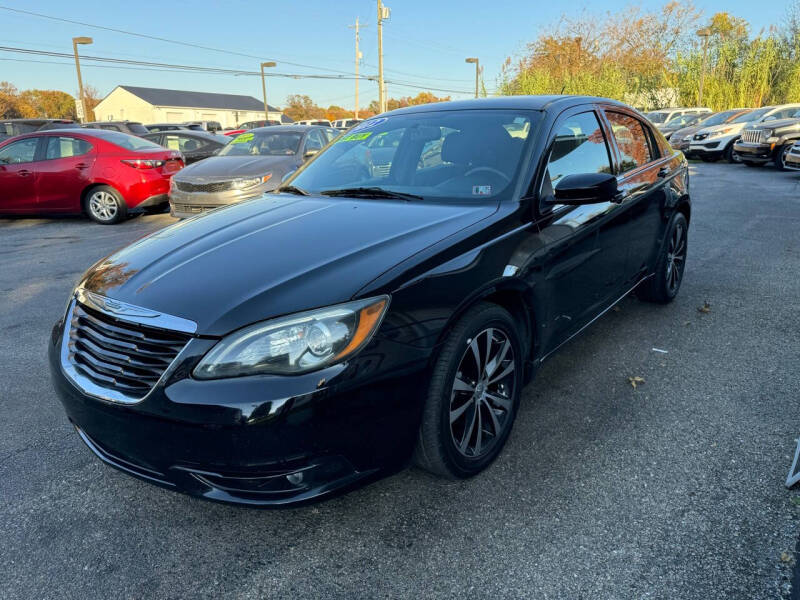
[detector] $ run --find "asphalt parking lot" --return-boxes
[2,162,799,599]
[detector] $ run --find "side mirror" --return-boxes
[552,172,619,205]
[303,149,319,160]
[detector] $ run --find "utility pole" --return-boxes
[377,1,390,113]
[72,37,93,123]
[260,61,276,121]
[697,28,711,106]
[348,18,367,119]
[465,58,479,98]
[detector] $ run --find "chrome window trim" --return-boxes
[60,290,197,405]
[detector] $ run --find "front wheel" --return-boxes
[637,212,688,304]
[84,185,127,224]
[775,144,793,171]
[414,302,523,479]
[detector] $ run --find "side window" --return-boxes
[0,137,39,164]
[543,111,612,196]
[605,111,653,173]
[303,130,325,153]
[45,136,92,160]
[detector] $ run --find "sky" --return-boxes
[0,0,794,111]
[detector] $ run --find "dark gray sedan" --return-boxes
[168,125,338,218]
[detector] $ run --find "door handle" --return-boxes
[18,169,31,177]
[75,163,89,170]
[657,166,670,178]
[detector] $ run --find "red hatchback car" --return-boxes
[0,129,183,224]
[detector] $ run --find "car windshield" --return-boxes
[220,131,303,156]
[647,112,669,124]
[97,130,163,150]
[127,123,149,135]
[287,109,540,202]
[698,111,739,127]
[733,108,770,123]
[0,122,37,137]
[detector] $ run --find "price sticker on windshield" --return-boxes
[231,133,254,144]
[338,131,372,142]
[472,185,492,196]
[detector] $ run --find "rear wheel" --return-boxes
[637,212,688,304]
[84,185,127,224]
[414,303,523,479]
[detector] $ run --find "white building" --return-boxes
[93,85,289,127]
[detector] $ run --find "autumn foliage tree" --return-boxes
[0,82,84,119]
[368,91,451,114]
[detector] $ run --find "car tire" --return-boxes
[775,144,792,171]
[414,302,523,479]
[84,185,127,224]
[742,161,763,168]
[637,212,688,304]
[723,142,737,163]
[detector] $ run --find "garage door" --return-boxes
[166,111,184,122]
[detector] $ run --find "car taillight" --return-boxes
[121,159,165,169]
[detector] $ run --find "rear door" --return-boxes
[0,137,41,213]
[35,135,96,211]
[602,109,670,281]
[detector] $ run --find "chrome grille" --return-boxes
[174,179,234,193]
[66,302,190,399]
[172,202,219,214]
[740,129,764,144]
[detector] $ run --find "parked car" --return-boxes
[222,120,281,137]
[0,118,78,142]
[82,121,150,136]
[185,120,222,133]
[145,123,193,133]
[295,119,333,126]
[690,104,800,163]
[332,118,363,130]
[659,113,706,138]
[48,95,690,506]
[142,130,228,165]
[784,140,800,170]
[645,107,711,131]
[0,129,183,224]
[668,109,751,156]
[168,125,338,218]
[733,108,800,169]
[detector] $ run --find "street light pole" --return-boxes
[260,61,277,122]
[697,28,711,106]
[377,1,390,113]
[348,18,367,119]
[72,36,92,123]
[465,57,479,98]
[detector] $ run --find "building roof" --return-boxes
[116,86,281,112]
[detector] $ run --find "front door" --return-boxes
[532,109,630,354]
[0,137,40,213]
[36,136,96,211]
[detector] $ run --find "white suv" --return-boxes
[646,107,711,131]
[689,104,800,163]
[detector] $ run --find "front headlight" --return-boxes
[194,295,390,379]
[683,134,693,141]
[708,128,732,138]
[761,129,774,139]
[233,174,272,189]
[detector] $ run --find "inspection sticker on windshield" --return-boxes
[338,131,372,142]
[352,117,388,131]
[472,185,492,196]
[231,133,254,144]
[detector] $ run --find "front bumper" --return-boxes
[732,141,775,163]
[168,183,274,219]
[48,310,430,507]
[688,139,725,158]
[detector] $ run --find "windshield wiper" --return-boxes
[319,187,423,202]
[275,185,310,196]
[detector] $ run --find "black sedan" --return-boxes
[48,96,690,506]
[142,130,229,165]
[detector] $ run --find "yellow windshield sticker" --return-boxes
[231,133,254,144]
[339,131,372,142]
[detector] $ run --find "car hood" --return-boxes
[697,121,748,136]
[671,124,704,139]
[174,155,297,179]
[77,194,496,335]
[749,117,800,131]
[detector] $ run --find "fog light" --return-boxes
[286,472,304,485]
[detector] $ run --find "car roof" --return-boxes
[249,124,328,133]
[84,120,141,125]
[383,95,630,117]
[0,118,75,124]
[144,129,224,141]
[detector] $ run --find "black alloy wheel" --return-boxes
[637,212,688,304]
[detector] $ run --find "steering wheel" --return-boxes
[464,166,510,183]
